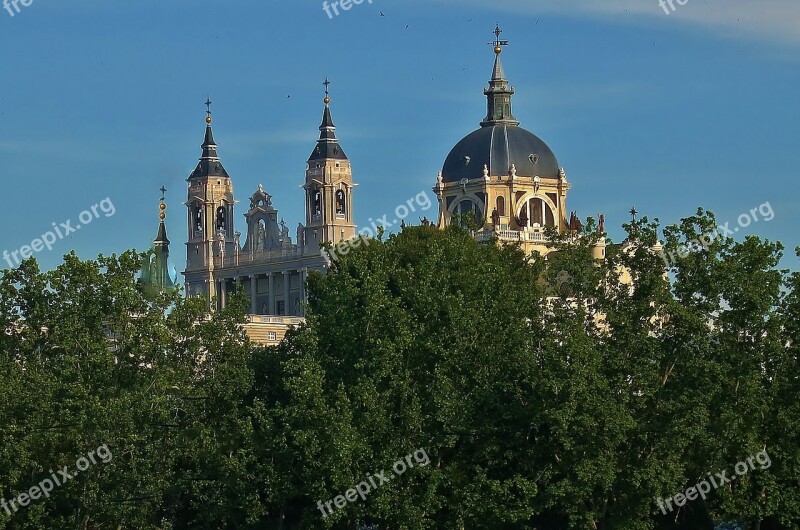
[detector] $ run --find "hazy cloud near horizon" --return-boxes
[426,0,800,45]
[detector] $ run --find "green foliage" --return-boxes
[0,210,798,529]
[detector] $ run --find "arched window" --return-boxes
[454,200,483,228]
[216,206,226,231]
[496,196,505,217]
[192,203,203,235]
[313,191,322,216]
[336,190,346,215]
[518,198,555,228]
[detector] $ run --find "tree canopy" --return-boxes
[0,210,798,529]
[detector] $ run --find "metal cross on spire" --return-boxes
[205,97,213,118]
[489,23,509,53]
[160,186,167,202]
[323,78,331,105]
[630,206,639,222]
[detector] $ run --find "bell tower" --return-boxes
[183,99,237,300]
[303,80,356,253]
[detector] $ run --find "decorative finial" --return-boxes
[630,206,639,222]
[159,186,167,220]
[323,78,331,106]
[205,97,213,124]
[489,23,509,55]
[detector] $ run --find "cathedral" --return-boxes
[182,86,355,341]
[140,25,605,345]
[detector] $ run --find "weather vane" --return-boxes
[489,23,509,54]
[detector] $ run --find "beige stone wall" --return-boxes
[243,315,305,346]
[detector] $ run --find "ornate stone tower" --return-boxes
[183,101,237,300]
[434,26,579,257]
[303,81,356,254]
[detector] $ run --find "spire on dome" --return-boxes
[481,24,519,128]
[490,24,508,80]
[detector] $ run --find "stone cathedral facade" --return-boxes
[181,94,356,343]
[136,25,611,345]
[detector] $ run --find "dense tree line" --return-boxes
[0,210,798,529]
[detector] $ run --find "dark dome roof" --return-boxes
[442,125,559,183]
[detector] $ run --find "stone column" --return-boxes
[283,270,290,316]
[249,275,257,315]
[219,279,227,309]
[267,273,274,315]
[301,268,308,317]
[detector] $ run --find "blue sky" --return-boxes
[1,0,798,272]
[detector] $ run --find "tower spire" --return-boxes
[139,186,176,297]
[189,97,230,180]
[155,186,169,244]
[481,24,519,128]
[309,79,347,161]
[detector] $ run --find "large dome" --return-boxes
[441,124,559,183]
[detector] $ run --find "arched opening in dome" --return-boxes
[453,199,484,229]
[518,198,555,228]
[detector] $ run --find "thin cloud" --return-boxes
[429,0,800,45]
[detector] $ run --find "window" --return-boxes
[268,332,277,342]
[192,203,203,234]
[336,190,346,215]
[518,198,554,228]
[454,200,483,228]
[313,191,322,216]
[216,206,226,231]
[496,196,505,216]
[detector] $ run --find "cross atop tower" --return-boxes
[205,97,213,123]
[630,206,639,222]
[323,78,331,105]
[489,23,509,54]
[160,186,167,202]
